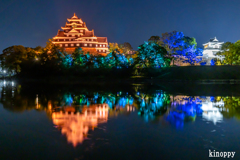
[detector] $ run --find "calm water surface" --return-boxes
[0,81,240,160]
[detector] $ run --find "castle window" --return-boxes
[89,44,92,47]
[103,45,105,47]
[96,44,98,47]
[89,39,92,41]
[84,44,87,46]
[60,44,62,47]
[65,44,68,47]
[80,30,83,32]
[100,45,102,47]
[71,44,74,47]
[76,44,80,46]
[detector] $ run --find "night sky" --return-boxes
[0,0,240,51]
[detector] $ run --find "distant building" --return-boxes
[52,13,108,55]
[201,37,224,65]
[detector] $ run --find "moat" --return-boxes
[0,81,240,159]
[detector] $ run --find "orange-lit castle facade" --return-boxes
[52,13,108,55]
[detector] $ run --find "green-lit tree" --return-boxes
[135,41,171,69]
[216,41,240,65]
[103,49,130,69]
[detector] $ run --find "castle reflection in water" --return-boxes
[52,105,108,147]
[0,81,240,146]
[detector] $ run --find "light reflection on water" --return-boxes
[52,104,109,147]
[1,81,240,159]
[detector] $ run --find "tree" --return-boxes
[176,37,203,65]
[158,31,202,65]
[148,36,160,43]
[72,48,88,67]
[0,45,28,74]
[135,41,171,69]
[109,43,123,53]
[216,41,240,65]
[45,39,55,51]
[103,49,130,69]
[119,42,133,54]
[71,47,99,68]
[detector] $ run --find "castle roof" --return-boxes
[203,37,224,46]
[82,31,94,37]
[57,30,65,37]
[97,37,108,42]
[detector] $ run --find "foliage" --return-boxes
[119,42,133,54]
[135,41,171,69]
[108,43,123,53]
[103,49,130,69]
[149,31,203,65]
[0,45,41,74]
[216,41,240,65]
[210,58,217,66]
[148,36,160,43]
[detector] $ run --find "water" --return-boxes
[0,81,240,160]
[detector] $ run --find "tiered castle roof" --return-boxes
[52,13,108,55]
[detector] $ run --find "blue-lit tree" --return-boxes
[158,31,203,65]
[176,43,203,65]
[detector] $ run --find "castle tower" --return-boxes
[52,13,108,55]
[202,37,224,65]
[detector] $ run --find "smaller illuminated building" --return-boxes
[201,37,224,65]
[52,13,108,55]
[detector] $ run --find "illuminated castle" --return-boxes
[52,13,108,55]
[201,37,224,64]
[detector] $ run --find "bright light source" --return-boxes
[3,70,6,73]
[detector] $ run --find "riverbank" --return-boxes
[6,66,240,84]
[156,65,240,80]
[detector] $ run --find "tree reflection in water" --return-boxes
[135,91,170,121]
[2,81,240,145]
[167,96,203,128]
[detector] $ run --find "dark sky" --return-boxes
[0,0,240,51]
